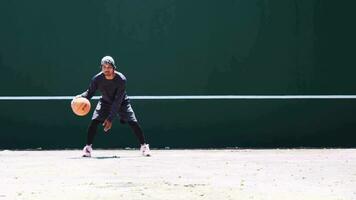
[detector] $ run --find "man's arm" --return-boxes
[80,77,98,100]
[102,79,126,132]
[107,80,126,122]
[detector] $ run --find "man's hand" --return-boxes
[71,95,82,105]
[103,119,112,133]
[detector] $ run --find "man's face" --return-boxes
[101,63,114,76]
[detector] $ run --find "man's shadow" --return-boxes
[93,156,120,159]
[68,156,119,159]
[69,155,143,159]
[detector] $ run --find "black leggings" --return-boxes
[86,119,146,145]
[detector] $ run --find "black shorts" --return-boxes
[91,101,137,123]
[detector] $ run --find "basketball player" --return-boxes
[73,56,151,157]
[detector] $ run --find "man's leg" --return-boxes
[87,119,101,145]
[82,101,109,157]
[119,102,147,145]
[119,102,151,156]
[82,119,101,157]
[128,121,151,156]
[128,121,146,145]
[87,101,110,144]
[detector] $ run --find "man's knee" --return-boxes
[89,119,101,127]
[128,120,138,126]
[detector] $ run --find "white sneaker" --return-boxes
[82,145,92,157]
[140,144,151,157]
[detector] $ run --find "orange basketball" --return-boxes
[71,97,91,116]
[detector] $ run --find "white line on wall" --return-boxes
[1,95,356,100]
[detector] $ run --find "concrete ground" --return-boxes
[0,149,355,200]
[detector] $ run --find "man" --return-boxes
[74,56,151,157]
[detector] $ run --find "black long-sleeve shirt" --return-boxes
[81,71,129,121]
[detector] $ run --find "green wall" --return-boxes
[0,0,355,149]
